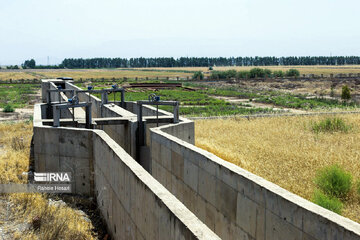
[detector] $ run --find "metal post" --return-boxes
[173,102,179,123]
[156,104,159,127]
[47,91,51,104]
[136,102,143,162]
[121,89,125,108]
[85,104,92,129]
[47,91,52,119]
[58,92,61,119]
[53,106,60,127]
[101,91,108,105]
[72,107,75,123]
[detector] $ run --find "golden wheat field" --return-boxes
[195,115,360,223]
[1,65,360,81]
[0,69,193,81]
[0,122,96,239]
[137,65,360,75]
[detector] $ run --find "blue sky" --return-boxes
[1,0,359,65]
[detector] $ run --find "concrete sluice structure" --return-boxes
[33,79,360,240]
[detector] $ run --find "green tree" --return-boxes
[22,59,36,69]
[341,85,351,101]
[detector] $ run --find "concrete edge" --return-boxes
[92,129,221,240]
[150,125,360,236]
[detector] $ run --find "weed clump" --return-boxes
[315,165,352,199]
[3,104,14,112]
[193,71,204,80]
[311,117,351,133]
[285,69,300,77]
[11,136,25,151]
[313,190,343,214]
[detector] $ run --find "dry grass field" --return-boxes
[195,114,360,223]
[0,122,96,239]
[1,65,360,81]
[0,68,193,81]
[138,65,360,75]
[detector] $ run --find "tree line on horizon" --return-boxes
[7,56,360,69]
[60,56,360,68]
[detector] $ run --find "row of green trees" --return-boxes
[13,56,360,69]
[201,68,300,79]
[14,56,360,69]
[59,56,360,69]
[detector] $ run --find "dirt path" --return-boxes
[211,95,308,114]
[0,108,34,122]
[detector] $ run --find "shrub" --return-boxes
[237,70,250,79]
[225,70,237,78]
[286,69,300,77]
[193,71,204,80]
[273,70,284,77]
[211,71,226,79]
[210,70,237,79]
[3,104,15,112]
[249,68,265,78]
[311,117,351,133]
[330,87,335,97]
[208,66,213,71]
[264,69,272,77]
[313,190,343,214]
[314,165,352,199]
[341,85,351,101]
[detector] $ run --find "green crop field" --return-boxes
[0,84,40,108]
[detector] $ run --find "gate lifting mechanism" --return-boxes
[47,85,126,128]
[75,85,125,107]
[47,85,124,129]
[53,95,92,129]
[136,94,179,156]
[149,93,160,127]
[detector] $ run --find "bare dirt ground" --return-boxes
[211,95,308,114]
[198,76,360,105]
[0,108,33,122]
